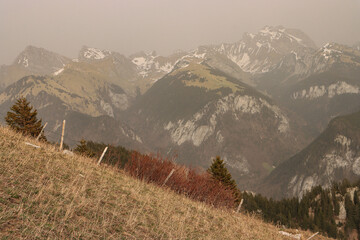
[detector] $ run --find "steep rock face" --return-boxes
[284,64,360,133]
[126,61,308,190]
[0,46,71,90]
[260,110,360,199]
[255,43,360,135]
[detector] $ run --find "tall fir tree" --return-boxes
[208,156,241,202]
[5,97,46,141]
[73,139,95,157]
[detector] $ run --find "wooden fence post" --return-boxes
[162,169,175,187]
[236,199,244,213]
[97,147,108,165]
[307,232,319,240]
[59,120,66,150]
[36,122,47,141]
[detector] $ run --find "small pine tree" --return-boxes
[208,156,241,202]
[5,97,46,141]
[74,139,95,157]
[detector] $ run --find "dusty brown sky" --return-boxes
[0,0,360,65]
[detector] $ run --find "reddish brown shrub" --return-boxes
[125,151,236,208]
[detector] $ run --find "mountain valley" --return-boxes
[1,25,360,197]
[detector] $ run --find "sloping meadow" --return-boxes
[0,126,331,239]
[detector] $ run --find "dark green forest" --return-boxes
[242,179,360,239]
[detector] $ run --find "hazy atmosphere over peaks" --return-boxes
[1,0,360,65]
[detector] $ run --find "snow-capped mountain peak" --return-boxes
[210,26,317,73]
[13,45,70,74]
[320,43,343,60]
[130,51,181,79]
[80,46,112,60]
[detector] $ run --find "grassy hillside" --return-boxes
[0,126,329,239]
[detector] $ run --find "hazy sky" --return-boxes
[1,0,360,65]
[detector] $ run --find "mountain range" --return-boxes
[1,25,359,197]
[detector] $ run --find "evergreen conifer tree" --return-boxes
[208,156,241,202]
[5,97,46,141]
[74,139,95,157]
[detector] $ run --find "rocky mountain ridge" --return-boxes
[260,110,360,199]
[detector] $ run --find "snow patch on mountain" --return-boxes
[18,57,29,67]
[321,43,342,60]
[132,53,174,78]
[292,82,359,100]
[53,68,64,76]
[83,48,112,60]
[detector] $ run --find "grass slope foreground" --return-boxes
[0,126,329,239]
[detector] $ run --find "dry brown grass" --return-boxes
[0,126,331,239]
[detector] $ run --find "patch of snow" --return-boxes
[132,54,174,77]
[291,51,301,61]
[53,68,64,76]
[286,33,303,44]
[22,57,29,67]
[72,59,79,62]
[159,62,173,73]
[192,51,206,59]
[321,43,342,60]
[248,33,255,39]
[259,26,282,41]
[83,48,111,60]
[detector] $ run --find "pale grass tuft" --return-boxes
[0,126,332,239]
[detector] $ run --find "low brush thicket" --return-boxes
[125,152,236,208]
[81,140,236,208]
